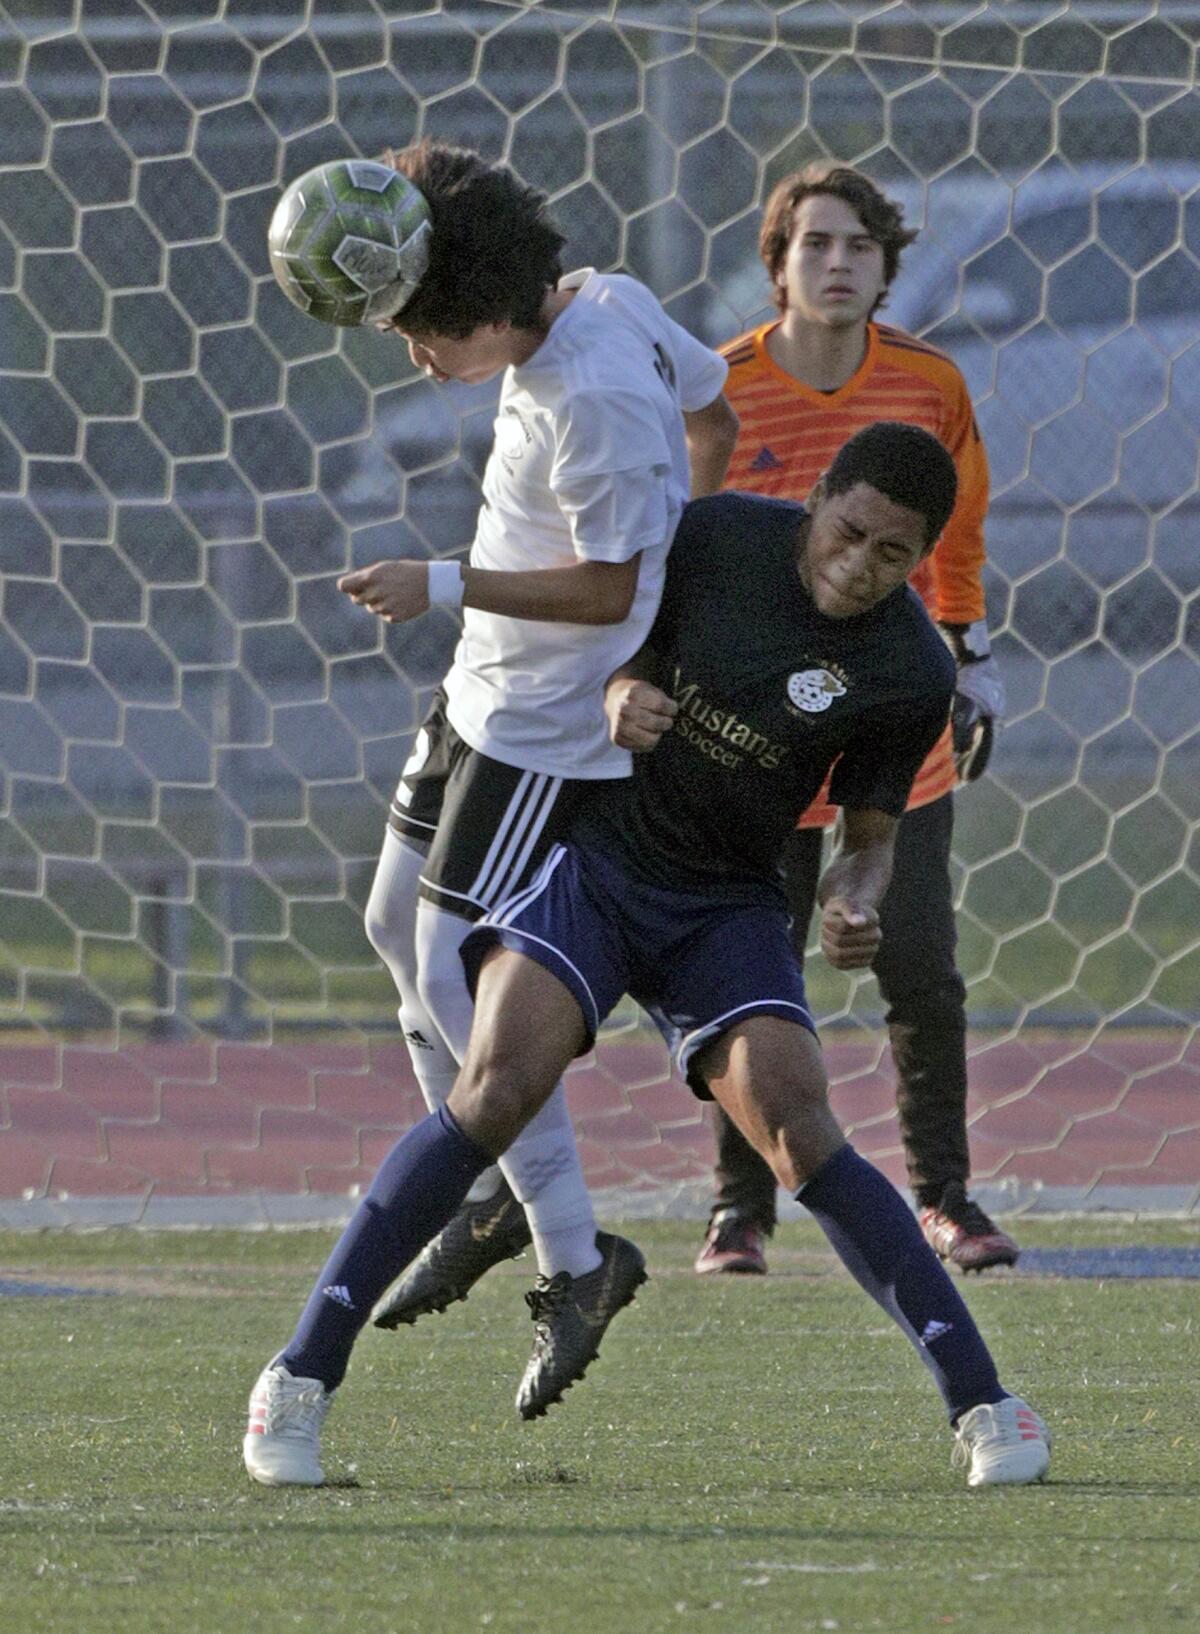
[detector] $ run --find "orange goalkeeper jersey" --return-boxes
[720,319,990,826]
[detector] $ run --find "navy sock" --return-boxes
[282,1103,492,1390]
[799,1144,1006,1421]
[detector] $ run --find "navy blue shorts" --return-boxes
[460,840,816,1099]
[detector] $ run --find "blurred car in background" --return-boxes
[886,163,1200,661]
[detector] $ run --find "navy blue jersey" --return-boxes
[576,490,956,904]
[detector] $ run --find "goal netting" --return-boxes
[1,0,1197,1225]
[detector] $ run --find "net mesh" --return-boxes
[1,0,1197,1223]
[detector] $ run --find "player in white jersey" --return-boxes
[242,142,736,1473]
[439,264,724,778]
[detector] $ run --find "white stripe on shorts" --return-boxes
[475,847,601,1037]
[484,843,568,929]
[675,999,815,1080]
[469,770,563,909]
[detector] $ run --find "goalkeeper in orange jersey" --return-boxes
[694,163,1018,1278]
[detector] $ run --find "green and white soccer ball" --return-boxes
[268,158,433,327]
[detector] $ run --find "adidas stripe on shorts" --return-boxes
[388,689,597,922]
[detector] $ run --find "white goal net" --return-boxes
[1,0,1197,1225]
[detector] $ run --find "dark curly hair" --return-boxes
[760,163,917,315]
[823,421,958,547]
[383,140,565,338]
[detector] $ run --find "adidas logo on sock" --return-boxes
[323,1284,356,1310]
[920,1318,953,1346]
[404,1027,434,1050]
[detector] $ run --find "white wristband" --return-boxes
[427,560,465,609]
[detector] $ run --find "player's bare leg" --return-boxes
[418,900,602,1291]
[699,1015,1049,1488]
[696,1014,841,1190]
[447,946,587,1153]
[449,949,647,1420]
[363,835,533,1328]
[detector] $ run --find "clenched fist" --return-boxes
[820,896,882,971]
[605,676,678,752]
[338,561,430,623]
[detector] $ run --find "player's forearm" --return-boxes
[461,555,641,625]
[816,812,896,972]
[817,846,892,918]
[817,812,897,917]
[338,555,641,627]
[684,393,740,497]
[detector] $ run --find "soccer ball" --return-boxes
[267,158,432,327]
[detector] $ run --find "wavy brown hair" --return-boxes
[384,140,565,337]
[760,163,917,315]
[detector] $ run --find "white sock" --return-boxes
[415,898,600,1277]
[364,830,503,1204]
[527,1173,603,1280]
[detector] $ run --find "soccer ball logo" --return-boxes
[787,668,847,713]
[268,158,432,327]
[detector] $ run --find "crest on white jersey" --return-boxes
[494,407,530,472]
[787,668,847,713]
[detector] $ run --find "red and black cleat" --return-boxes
[919,1181,1020,1272]
[693,1208,768,1276]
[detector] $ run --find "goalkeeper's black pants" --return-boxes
[710,793,969,1227]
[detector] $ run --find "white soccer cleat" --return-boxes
[954,1395,1050,1488]
[243,1357,332,1487]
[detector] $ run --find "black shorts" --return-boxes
[388,689,599,922]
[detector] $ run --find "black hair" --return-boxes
[384,140,565,337]
[823,421,958,545]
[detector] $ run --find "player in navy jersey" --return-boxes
[245,421,1049,1489]
[696,161,1015,1281]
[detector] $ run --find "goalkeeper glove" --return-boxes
[939,619,1005,783]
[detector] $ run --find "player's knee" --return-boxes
[363,897,405,966]
[415,954,466,1039]
[362,871,419,968]
[748,1075,839,1190]
[449,1048,550,1155]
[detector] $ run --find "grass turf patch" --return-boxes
[0,1219,1197,1634]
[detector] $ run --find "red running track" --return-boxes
[0,1029,1197,1204]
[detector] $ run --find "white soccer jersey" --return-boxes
[443,269,728,779]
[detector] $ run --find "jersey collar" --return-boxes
[753,318,881,406]
[511,268,594,375]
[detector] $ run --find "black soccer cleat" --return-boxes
[371,1178,532,1329]
[516,1231,647,1420]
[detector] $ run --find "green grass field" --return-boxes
[1,1218,1198,1634]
